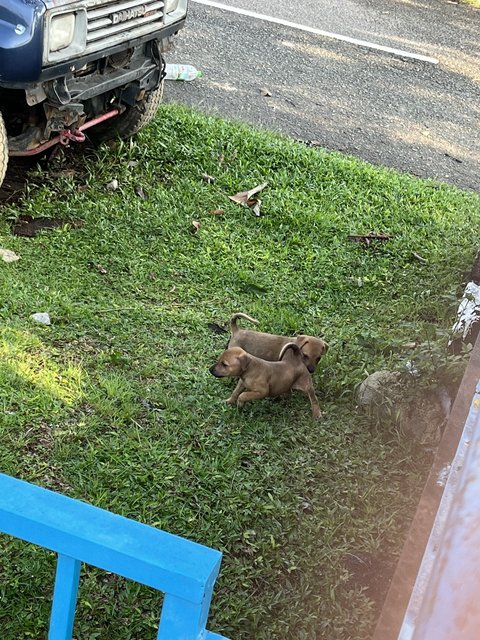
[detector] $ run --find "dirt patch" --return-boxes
[11,214,83,237]
[0,158,36,206]
[0,144,93,209]
[343,550,398,610]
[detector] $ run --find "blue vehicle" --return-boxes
[0,0,188,185]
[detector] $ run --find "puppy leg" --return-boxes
[227,380,245,405]
[307,388,322,419]
[236,390,267,408]
[294,378,322,419]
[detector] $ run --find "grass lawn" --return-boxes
[1,103,479,639]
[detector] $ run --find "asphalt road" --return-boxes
[165,0,480,192]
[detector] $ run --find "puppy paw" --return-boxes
[313,411,323,420]
[225,397,236,405]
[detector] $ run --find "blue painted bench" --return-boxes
[0,473,227,639]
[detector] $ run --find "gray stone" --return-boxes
[31,312,51,325]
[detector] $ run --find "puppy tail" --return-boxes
[279,342,302,361]
[230,312,259,335]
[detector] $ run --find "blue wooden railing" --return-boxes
[399,381,480,639]
[0,473,227,639]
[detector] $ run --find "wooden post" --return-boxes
[49,555,81,640]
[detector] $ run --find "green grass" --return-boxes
[0,103,479,639]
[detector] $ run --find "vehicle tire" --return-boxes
[0,112,8,189]
[90,82,164,142]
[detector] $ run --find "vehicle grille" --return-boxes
[86,0,165,55]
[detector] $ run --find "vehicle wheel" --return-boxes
[90,82,164,142]
[0,112,9,189]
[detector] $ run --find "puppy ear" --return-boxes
[322,340,329,354]
[296,335,309,348]
[238,352,250,370]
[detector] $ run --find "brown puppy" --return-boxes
[209,342,322,419]
[228,313,328,374]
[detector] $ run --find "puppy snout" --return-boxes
[307,364,315,374]
[209,364,221,377]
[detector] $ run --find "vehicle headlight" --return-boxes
[164,0,187,24]
[44,9,86,64]
[165,0,180,12]
[49,13,76,52]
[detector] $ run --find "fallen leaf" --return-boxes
[300,500,314,514]
[412,252,428,263]
[444,152,462,164]
[127,160,138,168]
[260,88,272,97]
[301,139,322,148]
[135,186,147,200]
[49,168,78,178]
[106,178,119,191]
[0,248,20,263]
[148,272,157,281]
[210,208,224,216]
[201,173,215,184]
[242,282,268,295]
[207,322,227,335]
[140,398,164,411]
[229,182,268,205]
[94,263,108,274]
[191,220,201,233]
[252,199,262,217]
[348,233,391,246]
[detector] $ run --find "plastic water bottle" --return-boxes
[164,63,202,81]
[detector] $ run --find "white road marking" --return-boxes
[191,0,439,65]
